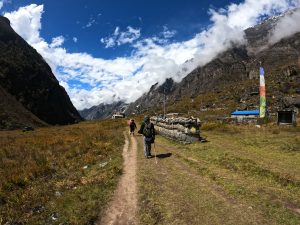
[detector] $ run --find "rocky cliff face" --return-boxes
[0,86,47,129]
[125,14,300,117]
[0,16,82,129]
[79,101,128,120]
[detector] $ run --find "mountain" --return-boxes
[0,86,47,130]
[0,16,82,129]
[125,12,300,118]
[79,101,128,120]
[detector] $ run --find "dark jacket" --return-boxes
[138,121,155,139]
[129,121,137,129]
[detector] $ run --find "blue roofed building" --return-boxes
[231,110,259,122]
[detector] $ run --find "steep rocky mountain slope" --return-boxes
[125,14,300,118]
[0,16,82,129]
[0,86,47,129]
[80,101,128,120]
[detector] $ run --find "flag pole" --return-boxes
[259,62,266,118]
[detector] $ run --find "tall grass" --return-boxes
[0,119,126,224]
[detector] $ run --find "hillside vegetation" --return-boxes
[0,119,125,224]
[140,68,299,121]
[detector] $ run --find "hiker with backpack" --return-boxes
[138,116,155,158]
[129,119,137,135]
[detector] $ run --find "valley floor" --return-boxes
[0,120,299,224]
[136,124,300,225]
[0,120,125,224]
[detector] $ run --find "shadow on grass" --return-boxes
[155,153,172,159]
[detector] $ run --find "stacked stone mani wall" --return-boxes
[150,116,201,143]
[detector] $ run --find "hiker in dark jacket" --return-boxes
[129,119,137,135]
[138,116,155,158]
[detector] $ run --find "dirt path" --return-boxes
[97,133,138,225]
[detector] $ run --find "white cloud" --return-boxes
[4,4,43,44]
[114,26,120,36]
[100,26,141,48]
[161,26,177,39]
[0,0,10,10]
[83,15,96,28]
[118,26,141,45]
[100,37,115,48]
[269,7,300,44]
[4,1,300,110]
[50,36,64,48]
[73,37,78,43]
[189,0,300,66]
[85,19,95,28]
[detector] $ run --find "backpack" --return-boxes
[143,122,152,138]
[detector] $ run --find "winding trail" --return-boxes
[97,133,138,225]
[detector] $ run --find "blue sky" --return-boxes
[2,0,241,58]
[1,0,300,109]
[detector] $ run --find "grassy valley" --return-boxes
[0,119,126,224]
[137,122,300,225]
[1,117,300,224]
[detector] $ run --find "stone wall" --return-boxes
[151,116,201,143]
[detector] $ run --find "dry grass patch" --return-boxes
[0,119,126,224]
[137,123,300,224]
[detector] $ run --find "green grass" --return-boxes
[0,119,126,224]
[3,118,299,224]
[137,123,300,224]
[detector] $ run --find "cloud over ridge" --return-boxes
[3,0,300,110]
[269,7,300,44]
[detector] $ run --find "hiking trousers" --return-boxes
[143,137,151,157]
[130,127,135,133]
